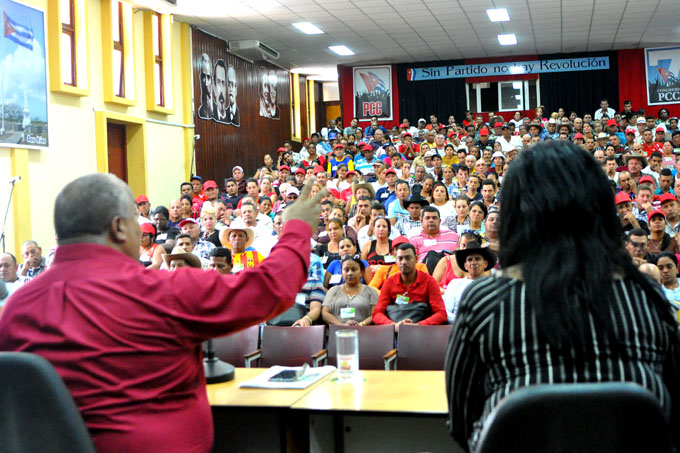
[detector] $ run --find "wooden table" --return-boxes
[291,369,447,414]
[209,368,462,453]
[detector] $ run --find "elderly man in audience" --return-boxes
[625,229,656,266]
[372,243,447,329]
[219,218,265,272]
[180,218,215,260]
[443,242,496,323]
[0,253,26,306]
[18,240,46,279]
[409,206,459,264]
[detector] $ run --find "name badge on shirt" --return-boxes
[321,256,329,264]
[396,294,410,305]
[340,307,356,319]
[329,274,342,284]
[424,239,437,247]
[318,231,328,237]
[384,255,396,264]
[295,293,307,306]
[156,233,167,241]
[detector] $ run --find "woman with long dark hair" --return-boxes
[445,140,680,452]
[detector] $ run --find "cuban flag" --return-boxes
[3,11,34,51]
[359,71,386,93]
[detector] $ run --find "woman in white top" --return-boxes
[431,182,455,222]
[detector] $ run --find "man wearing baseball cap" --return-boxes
[398,132,419,160]
[495,123,521,152]
[376,168,399,209]
[203,180,220,203]
[327,143,354,178]
[180,217,215,260]
[136,195,151,221]
[616,192,647,233]
[659,193,680,237]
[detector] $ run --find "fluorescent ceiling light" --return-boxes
[292,22,324,34]
[498,33,517,45]
[487,8,510,22]
[329,45,355,56]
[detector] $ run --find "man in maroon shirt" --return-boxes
[0,173,326,453]
[372,242,447,328]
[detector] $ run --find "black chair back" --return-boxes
[0,352,96,453]
[476,382,672,453]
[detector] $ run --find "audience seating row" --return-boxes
[209,324,453,370]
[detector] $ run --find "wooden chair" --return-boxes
[384,324,453,370]
[316,324,396,370]
[244,325,326,367]
[475,383,672,453]
[209,325,261,367]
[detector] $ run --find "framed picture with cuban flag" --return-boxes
[353,65,392,122]
[0,0,48,148]
[645,46,680,106]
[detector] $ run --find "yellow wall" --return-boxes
[0,0,193,259]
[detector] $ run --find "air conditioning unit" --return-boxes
[228,40,280,62]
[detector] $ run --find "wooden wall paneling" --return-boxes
[314,82,325,133]
[192,28,291,183]
[298,75,307,141]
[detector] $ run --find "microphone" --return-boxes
[9,176,21,183]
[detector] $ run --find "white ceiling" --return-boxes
[168,0,680,75]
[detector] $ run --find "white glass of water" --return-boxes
[336,329,359,382]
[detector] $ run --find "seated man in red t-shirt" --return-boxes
[372,243,447,329]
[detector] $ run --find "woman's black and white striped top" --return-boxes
[445,271,680,452]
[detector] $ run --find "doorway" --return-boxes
[107,122,127,182]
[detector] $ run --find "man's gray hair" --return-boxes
[21,240,39,249]
[54,173,135,241]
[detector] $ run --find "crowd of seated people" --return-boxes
[5,100,680,327]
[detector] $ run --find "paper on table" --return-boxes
[239,365,336,389]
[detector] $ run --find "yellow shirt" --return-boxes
[232,250,265,272]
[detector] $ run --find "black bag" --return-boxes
[423,250,453,275]
[386,302,432,323]
[266,303,308,327]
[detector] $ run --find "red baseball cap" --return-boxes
[614,192,632,204]
[625,127,636,134]
[494,122,503,128]
[573,133,584,139]
[294,168,306,175]
[362,143,373,149]
[302,137,311,141]
[313,165,325,174]
[659,193,677,204]
[203,180,218,189]
[333,143,345,150]
[140,223,156,235]
[179,218,198,228]
[649,209,666,220]
[479,129,490,136]
[391,236,410,247]
[606,119,617,127]
[402,132,412,137]
[135,195,149,204]
[277,147,287,153]
[278,165,290,171]
[345,170,358,177]
[448,132,456,138]
[399,123,408,128]
[639,175,655,185]
[656,126,666,133]
[385,169,397,176]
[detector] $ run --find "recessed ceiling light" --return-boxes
[498,33,517,45]
[329,45,355,56]
[487,8,510,22]
[292,22,324,35]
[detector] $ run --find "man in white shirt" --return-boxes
[594,98,616,120]
[0,253,27,307]
[494,124,521,152]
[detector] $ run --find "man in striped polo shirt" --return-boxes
[409,206,459,264]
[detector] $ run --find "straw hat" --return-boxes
[162,246,202,269]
